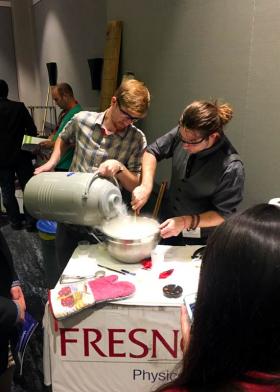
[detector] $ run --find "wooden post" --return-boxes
[100,21,122,111]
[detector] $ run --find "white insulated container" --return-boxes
[24,172,122,226]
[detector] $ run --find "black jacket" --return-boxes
[0,98,37,168]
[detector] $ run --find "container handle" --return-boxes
[112,175,120,189]
[82,172,120,199]
[82,172,99,199]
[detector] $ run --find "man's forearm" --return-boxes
[197,210,225,227]
[47,137,69,169]
[141,151,158,191]
[181,210,225,230]
[116,152,158,193]
[160,210,225,239]
[116,166,140,192]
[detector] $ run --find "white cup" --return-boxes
[78,240,90,255]
[151,249,164,264]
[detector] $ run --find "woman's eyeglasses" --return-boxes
[178,126,207,145]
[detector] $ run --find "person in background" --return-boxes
[38,82,82,171]
[34,78,150,275]
[0,79,37,231]
[155,203,280,392]
[132,100,245,245]
[0,230,25,392]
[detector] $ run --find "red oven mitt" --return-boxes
[49,275,135,320]
[88,275,135,302]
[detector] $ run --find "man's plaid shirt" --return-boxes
[59,111,147,173]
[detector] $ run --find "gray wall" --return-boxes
[33,0,106,110]
[241,0,280,207]
[11,0,41,107]
[4,0,280,209]
[106,0,280,208]
[0,4,18,100]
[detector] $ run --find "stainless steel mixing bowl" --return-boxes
[101,216,160,263]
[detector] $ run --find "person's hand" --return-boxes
[13,300,25,323]
[34,161,55,175]
[180,305,191,353]
[160,216,190,238]
[39,139,55,149]
[11,286,26,322]
[98,159,124,178]
[11,285,26,311]
[131,184,152,214]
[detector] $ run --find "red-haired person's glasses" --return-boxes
[117,100,141,123]
[117,100,141,124]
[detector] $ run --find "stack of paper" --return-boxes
[22,134,46,152]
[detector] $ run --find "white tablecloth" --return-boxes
[43,244,201,392]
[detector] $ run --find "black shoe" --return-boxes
[11,222,23,230]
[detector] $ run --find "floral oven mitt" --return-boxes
[49,275,135,320]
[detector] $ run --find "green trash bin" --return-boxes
[36,220,59,289]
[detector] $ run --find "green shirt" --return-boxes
[53,103,82,170]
